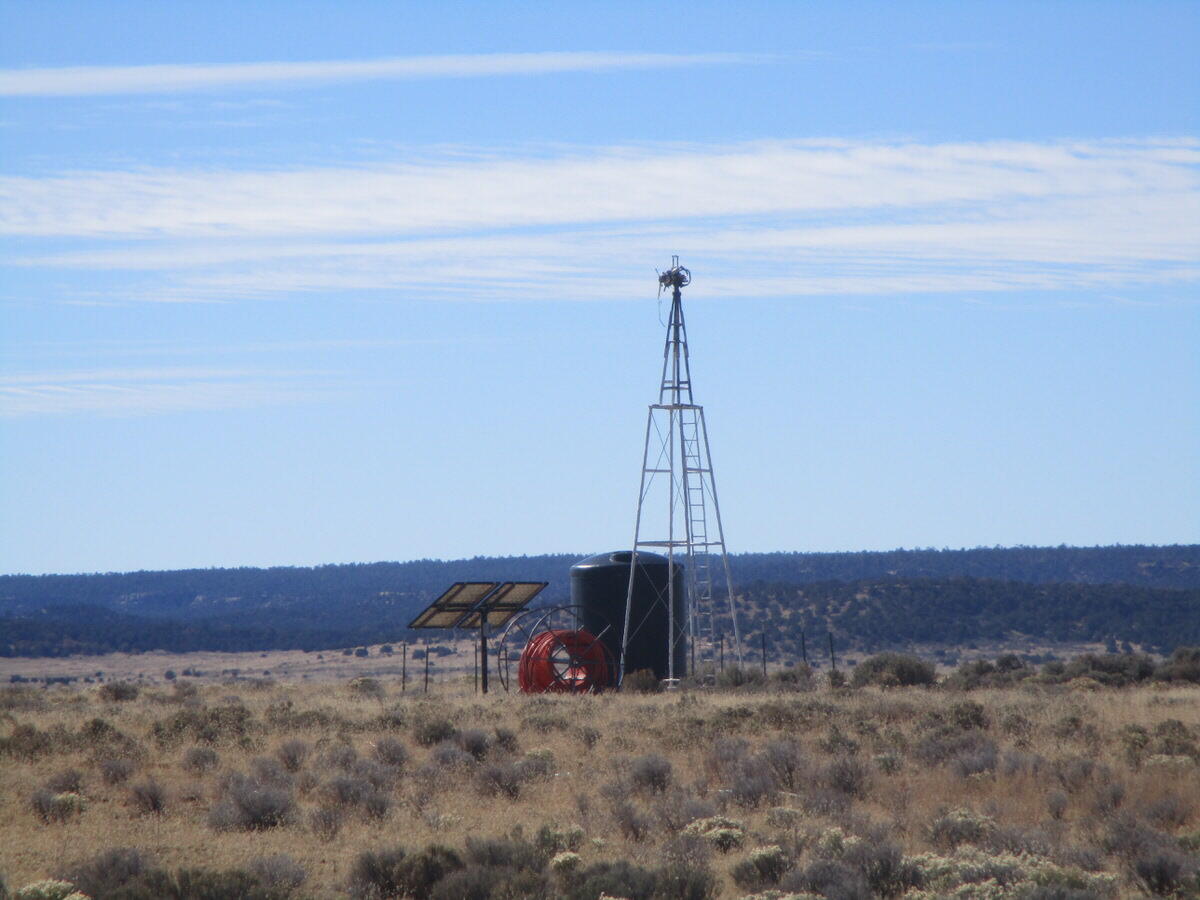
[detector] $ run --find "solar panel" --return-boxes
[408,582,498,629]
[457,581,548,628]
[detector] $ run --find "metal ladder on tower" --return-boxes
[680,408,716,667]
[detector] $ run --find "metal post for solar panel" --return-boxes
[800,630,808,666]
[480,618,489,695]
[402,643,407,692]
[424,639,430,692]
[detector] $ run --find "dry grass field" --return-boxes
[2,665,1199,899]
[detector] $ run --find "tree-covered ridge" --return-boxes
[733,544,1199,588]
[732,577,1200,659]
[2,544,1196,615]
[0,545,1197,657]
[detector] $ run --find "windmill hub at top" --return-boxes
[409,258,743,692]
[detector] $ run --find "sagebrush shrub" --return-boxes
[1152,718,1198,757]
[781,858,871,900]
[0,724,53,760]
[629,754,673,794]
[842,830,924,896]
[349,845,462,900]
[533,823,585,855]
[875,752,903,775]
[1089,779,1126,817]
[208,774,294,831]
[653,862,718,900]
[430,866,549,900]
[731,845,789,889]
[181,746,219,774]
[703,737,750,782]
[44,769,83,794]
[1046,790,1068,820]
[476,761,523,799]
[681,816,746,852]
[761,738,806,790]
[824,755,869,797]
[493,726,519,753]
[250,756,294,789]
[169,680,198,703]
[129,779,167,815]
[431,741,474,769]
[729,760,777,808]
[610,799,652,842]
[950,740,998,778]
[325,774,372,807]
[928,807,996,849]
[349,677,385,699]
[769,664,814,691]
[99,758,135,785]
[575,726,600,751]
[319,743,359,771]
[1154,645,1200,683]
[31,790,85,823]
[374,737,409,768]
[353,758,397,790]
[518,749,555,780]
[464,834,547,872]
[152,704,255,748]
[1072,652,1157,685]
[11,878,87,900]
[1134,847,1195,896]
[456,729,491,761]
[413,716,458,747]
[948,700,990,731]
[98,682,139,702]
[247,854,306,895]
[851,653,936,688]
[323,763,392,817]
[715,665,765,690]
[275,739,309,772]
[568,860,657,900]
[308,806,343,842]
[60,848,147,899]
[1053,756,1098,793]
[653,788,715,832]
[915,729,996,769]
[1144,794,1192,830]
[622,668,662,693]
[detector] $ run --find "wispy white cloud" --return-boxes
[0,367,331,416]
[2,138,1195,239]
[4,137,1196,302]
[0,51,761,97]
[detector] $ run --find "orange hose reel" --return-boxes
[517,628,612,693]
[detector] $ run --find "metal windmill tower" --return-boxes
[621,257,743,684]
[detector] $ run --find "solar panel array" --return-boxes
[408,581,548,630]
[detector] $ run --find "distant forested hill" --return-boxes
[1,545,1197,657]
[733,577,1200,660]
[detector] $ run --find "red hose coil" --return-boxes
[517,628,612,693]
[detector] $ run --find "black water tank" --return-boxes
[571,550,686,681]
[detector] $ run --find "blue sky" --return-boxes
[1,1,1197,575]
